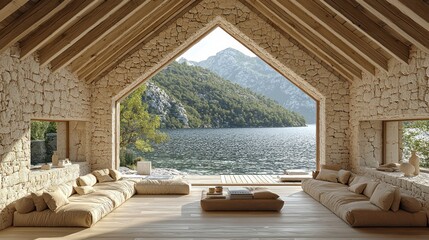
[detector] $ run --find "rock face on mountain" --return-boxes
[144,61,306,128]
[143,82,189,128]
[184,48,316,123]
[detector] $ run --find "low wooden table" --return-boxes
[200,190,284,211]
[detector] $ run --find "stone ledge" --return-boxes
[362,167,429,208]
[29,162,90,178]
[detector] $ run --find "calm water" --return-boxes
[144,125,316,175]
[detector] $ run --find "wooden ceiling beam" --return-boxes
[243,0,360,81]
[320,0,409,64]
[0,0,28,23]
[274,0,375,75]
[38,0,128,66]
[70,0,166,74]
[386,0,429,31]
[0,0,70,54]
[293,0,388,72]
[77,1,181,80]
[50,0,150,72]
[83,0,200,83]
[19,0,100,59]
[356,0,429,54]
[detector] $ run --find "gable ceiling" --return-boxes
[0,0,428,83]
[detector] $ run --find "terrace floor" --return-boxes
[184,174,311,186]
[1,186,429,240]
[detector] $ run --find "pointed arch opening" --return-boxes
[112,17,325,173]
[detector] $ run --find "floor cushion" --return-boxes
[135,178,191,195]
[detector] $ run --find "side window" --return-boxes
[384,120,429,169]
[30,120,62,166]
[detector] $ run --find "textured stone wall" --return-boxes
[91,0,350,170]
[358,121,382,168]
[350,47,429,169]
[350,47,429,202]
[0,46,91,229]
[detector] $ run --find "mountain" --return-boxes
[145,61,306,128]
[183,48,316,123]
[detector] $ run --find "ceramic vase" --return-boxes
[409,151,420,175]
[399,162,415,177]
[51,151,59,166]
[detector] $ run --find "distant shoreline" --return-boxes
[159,124,315,130]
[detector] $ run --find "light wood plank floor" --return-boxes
[1,186,429,240]
[185,175,303,186]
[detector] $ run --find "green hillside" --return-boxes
[146,61,306,128]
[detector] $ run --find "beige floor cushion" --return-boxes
[200,191,284,211]
[135,178,191,195]
[338,201,427,227]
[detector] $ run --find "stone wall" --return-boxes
[350,47,429,169]
[350,46,429,202]
[0,46,91,229]
[90,0,350,171]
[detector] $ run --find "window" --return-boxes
[383,120,429,169]
[30,120,88,168]
[30,120,62,166]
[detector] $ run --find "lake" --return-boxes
[144,125,316,175]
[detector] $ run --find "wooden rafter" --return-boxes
[0,0,28,23]
[19,0,101,59]
[320,0,409,64]
[50,0,150,72]
[38,0,128,66]
[77,0,181,80]
[273,0,375,75]
[356,0,429,54]
[0,0,70,54]
[243,0,360,81]
[386,0,429,31]
[70,0,166,74]
[84,0,201,83]
[293,0,388,72]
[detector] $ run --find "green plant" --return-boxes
[402,120,429,168]
[120,85,168,167]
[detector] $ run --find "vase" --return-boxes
[399,162,415,177]
[52,151,59,166]
[409,151,420,175]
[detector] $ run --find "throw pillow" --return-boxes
[74,186,95,195]
[78,173,97,186]
[15,196,35,214]
[363,181,379,198]
[369,183,396,211]
[315,169,338,183]
[400,195,422,213]
[51,180,77,198]
[109,169,122,181]
[31,191,48,212]
[42,189,69,211]
[337,170,351,185]
[252,190,279,199]
[390,187,401,212]
[348,182,367,194]
[93,169,114,183]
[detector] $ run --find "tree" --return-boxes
[402,120,429,167]
[120,85,168,165]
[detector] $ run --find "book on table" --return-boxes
[226,187,254,199]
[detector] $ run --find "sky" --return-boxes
[178,27,256,62]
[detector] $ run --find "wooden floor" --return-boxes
[1,186,429,240]
[184,175,307,186]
